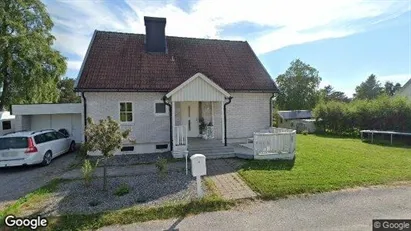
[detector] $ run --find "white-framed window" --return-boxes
[154,101,168,116]
[119,102,133,122]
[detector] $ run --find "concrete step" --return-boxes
[188,143,226,149]
[235,153,254,160]
[188,147,234,154]
[198,152,236,159]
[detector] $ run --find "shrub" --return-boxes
[82,159,98,187]
[301,130,309,135]
[114,183,130,196]
[155,157,168,178]
[313,95,411,135]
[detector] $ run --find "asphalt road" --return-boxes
[0,151,78,210]
[101,185,411,231]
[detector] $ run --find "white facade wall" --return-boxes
[85,91,272,153]
[85,92,170,154]
[226,92,272,139]
[13,115,29,131]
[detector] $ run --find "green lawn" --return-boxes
[239,134,411,199]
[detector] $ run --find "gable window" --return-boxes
[120,102,133,122]
[154,101,168,116]
[2,121,11,130]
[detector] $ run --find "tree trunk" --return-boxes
[0,2,11,110]
[103,161,107,191]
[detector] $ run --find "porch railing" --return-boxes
[253,128,296,155]
[174,125,188,147]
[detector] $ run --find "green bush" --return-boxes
[155,157,168,178]
[82,159,98,187]
[114,183,130,196]
[313,95,411,135]
[302,130,309,135]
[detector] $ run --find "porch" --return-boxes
[165,73,232,158]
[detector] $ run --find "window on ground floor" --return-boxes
[2,121,11,130]
[120,102,133,122]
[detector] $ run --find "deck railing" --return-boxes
[253,128,296,155]
[174,125,188,147]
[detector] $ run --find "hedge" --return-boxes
[313,95,411,135]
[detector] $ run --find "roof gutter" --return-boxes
[224,96,233,146]
[162,95,173,151]
[270,93,275,127]
[81,92,87,142]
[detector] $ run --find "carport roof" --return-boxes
[11,104,83,115]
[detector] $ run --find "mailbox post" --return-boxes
[190,154,207,198]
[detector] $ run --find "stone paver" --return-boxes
[207,159,257,200]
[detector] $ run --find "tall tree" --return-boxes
[0,0,66,110]
[276,59,321,110]
[319,85,350,102]
[354,74,383,100]
[384,81,402,96]
[58,78,81,103]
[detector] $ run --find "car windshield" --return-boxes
[0,137,28,150]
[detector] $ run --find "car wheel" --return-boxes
[69,141,76,153]
[41,151,52,166]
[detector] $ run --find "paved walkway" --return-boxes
[207,159,257,200]
[100,185,411,231]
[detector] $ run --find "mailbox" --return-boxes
[190,154,206,177]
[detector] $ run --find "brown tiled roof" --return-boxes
[75,30,279,92]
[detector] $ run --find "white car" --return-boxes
[0,129,76,167]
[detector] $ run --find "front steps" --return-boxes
[188,138,235,159]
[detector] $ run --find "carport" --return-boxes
[11,103,83,143]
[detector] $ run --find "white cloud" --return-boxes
[377,74,410,85]
[67,61,82,71]
[45,0,410,73]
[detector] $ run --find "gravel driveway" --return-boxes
[0,151,79,210]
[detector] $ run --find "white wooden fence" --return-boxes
[253,127,296,155]
[174,125,188,147]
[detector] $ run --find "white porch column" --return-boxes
[221,101,224,143]
[172,101,175,149]
[211,102,215,138]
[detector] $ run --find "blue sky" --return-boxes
[44,0,411,97]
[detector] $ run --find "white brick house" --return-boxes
[75,17,278,158]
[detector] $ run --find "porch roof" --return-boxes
[166,73,231,101]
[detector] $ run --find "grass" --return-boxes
[43,195,233,231]
[0,177,234,230]
[113,183,130,196]
[239,134,411,199]
[0,179,69,225]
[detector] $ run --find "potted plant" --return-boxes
[199,117,206,135]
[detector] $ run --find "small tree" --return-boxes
[84,116,130,191]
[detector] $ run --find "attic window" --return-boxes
[154,101,168,116]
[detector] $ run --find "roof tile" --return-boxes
[76,31,279,92]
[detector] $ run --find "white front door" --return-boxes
[181,101,199,137]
